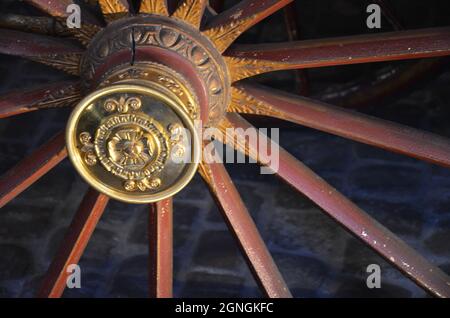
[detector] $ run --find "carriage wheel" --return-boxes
[0,0,449,298]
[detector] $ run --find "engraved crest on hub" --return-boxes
[78,95,173,193]
[94,112,169,189]
[80,96,170,191]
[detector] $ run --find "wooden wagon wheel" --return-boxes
[0,0,449,298]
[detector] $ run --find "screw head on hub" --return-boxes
[66,84,200,203]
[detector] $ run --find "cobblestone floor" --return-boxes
[0,0,449,298]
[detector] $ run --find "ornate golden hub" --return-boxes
[80,15,230,125]
[99,62,200,121]
[66,84,200,203]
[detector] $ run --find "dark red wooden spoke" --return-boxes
[24,0,100,25]
[0,29,83,56]
[222,113,450,298]
[0,29,83,75]
[205,0,292,29]
[231,83,450,168]
[24,0,74,18]
[37,188,109,298]
[148,198,173,298]
[0,131,67,209]
[283,3,309,95]
[203,0,293,52]
[199,161,292,298]
[225,27,450,81]
[0,14,67,36]
[0,81,81,119]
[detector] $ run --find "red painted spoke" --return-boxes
[0,29,83,56]
[0,81,81,119]
[0,14,66,36]
[205,0,292,29]
[225,27,450,81]
[37,188,109,298]
[148,198,173,298]
[24,0,100,25]
[24,0,74,18]
[0,29,83,75]
[172,0,208,29]
[199,161,292,298]
[230,83,450,168]
[221,113,450,298]
[0,131,67,208]
[203,0,293,52]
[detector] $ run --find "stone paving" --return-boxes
[0,0,449,298]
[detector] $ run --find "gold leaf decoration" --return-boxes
[197,161,214,188]
[216,116,256,160]
[29,53,82,76]
[140,0,169,16]
[202,15,256,53]
[36,83,81,109]
[70,23,102,47]
[99,0,129,22]
[228,86,283,119]
[224,56,288,82]
[172,0,207,29]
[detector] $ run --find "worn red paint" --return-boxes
[0,131,67,208]
[37,188,109,298]
[225,113,450,297]
[148,198,173,298]
[201,161,292,298]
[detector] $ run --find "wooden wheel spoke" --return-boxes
[0,29,83,75]
[172,0,207,29]
[229,83,450,168]
[148,198,173,298]
[199,160,292,298]
[0,131,67,209]
[0,13,102,47]
[218,113,450,298]
[225,27,450,82]
[202,0,293,53]
[0,14,70,36]
[0,81,81,119]
[24,0,75,18]
[140,0,169,16]
[24,0,101,26]
[99,0,129,22]
[37,188,109,298]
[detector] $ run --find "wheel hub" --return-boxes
[66,83,200,203]
[67,13,232,203]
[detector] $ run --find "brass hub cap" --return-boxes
[67,84,200,203]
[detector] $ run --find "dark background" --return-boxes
[0,0,449,297]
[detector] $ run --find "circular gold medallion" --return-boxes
[66,85,200,203]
